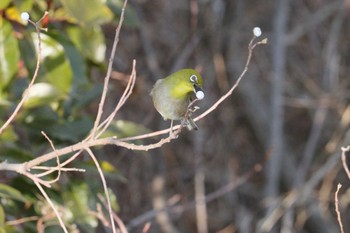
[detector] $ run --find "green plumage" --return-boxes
[150,69,204,130]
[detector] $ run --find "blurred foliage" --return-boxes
[0,0,137,232]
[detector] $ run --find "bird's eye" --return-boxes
[189,75,198,83]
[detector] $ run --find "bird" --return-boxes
[150,69,204,133]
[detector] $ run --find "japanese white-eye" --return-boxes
[150,69,204,131]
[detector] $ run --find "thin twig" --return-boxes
[0,12,49,135]
[341,146,350,180]
[126,161,262,230]
[6,216,39,226]
[120,37,268,142]
[98,194,129,233]
[33,151,84,178]
[86,148,116,233]
[34,180,68,233]
[335,183,344,233]
[195,38,267,122]
[40,131,61,184]
[94,59,137,139]
[91,0,128,139]
[0,34,267,174]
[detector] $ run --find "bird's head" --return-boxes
[169,69,204,100]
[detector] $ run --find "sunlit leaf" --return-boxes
[12,0,34,12]
[59,0,113,27]
[47,31,89,88]
[0,124,18,142]
[100,160,116,173]
[67,26,106,63]
[32,33,73,93]
[0,0,11,10]
[23,82,64,108]
[103,120,150,138]
[0,18,19,91]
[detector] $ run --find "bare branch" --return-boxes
[40,131,61,184]
[86,148,116,233]
[335,183,344,233]
[91,0,128,139]
[34,180,68,233]
[341,146,350,180]
[0,11,49,135]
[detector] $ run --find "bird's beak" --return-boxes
[193,84,204,100]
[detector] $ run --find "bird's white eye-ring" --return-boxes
[190,75,198,83]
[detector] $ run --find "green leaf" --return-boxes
[63,183,97,230]
[0,0,11,10]
[59,0,113,27]
[98,188,119,212]
[0,184,27,202]
[0,18,20,91]
[0,141,33,162]
[48,117,93,142]
[100,160,116,173]
[103,120,150,138]
[107,0,139,28]
[0,204,4,228]
[67,26,106,63]
[47,31,89,89]
[32,33,73,93]
[12,0,34,12]
[0,124,18,142]
[18,31,37,77]
[23,83,64,108]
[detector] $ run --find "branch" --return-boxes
[91,0,128,139]
[341,146,350,180]
[0,12,48,135]
[121,34,268,142]
[86,148,117,233]
[335,183,344,233]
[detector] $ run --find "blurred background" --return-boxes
[0,0,350,232]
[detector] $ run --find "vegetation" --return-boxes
[0,0,349,233]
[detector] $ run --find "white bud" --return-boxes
[21,12,30,22]
[196,91,204,100]
[253,27,262,37]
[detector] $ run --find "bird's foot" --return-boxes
[169,120,179,139]
[169,130,178,139]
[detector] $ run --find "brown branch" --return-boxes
[121,36,268,142]
[0,27,267,233]
[335,183,345,233]
[33,180,68,233]
[94,59,137,139]
[86,148,117,233]
[91,0,128,139]
[6,216,39,226]
[0,31,267,177]
[0,12,48,135]
[40,131,61,185]
[341,146,350,180]
[126,161,262,231]
[98,194,129,233]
